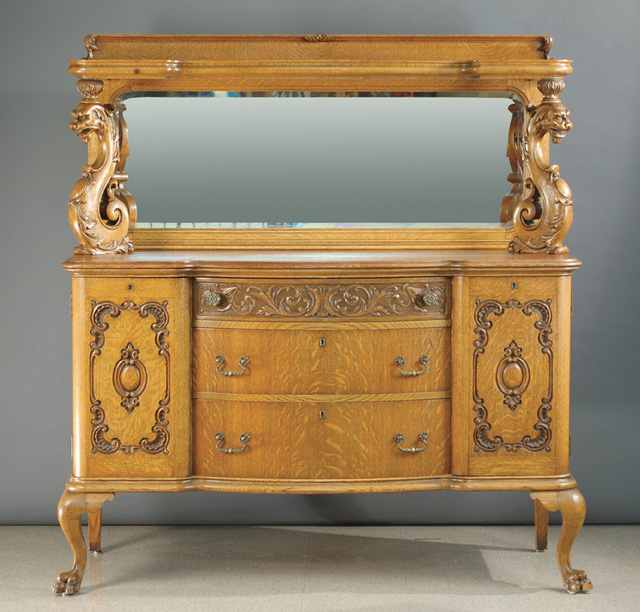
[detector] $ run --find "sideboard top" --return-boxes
[62,250,581,277]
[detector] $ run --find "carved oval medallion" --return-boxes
[495,340,530,413]
[119,363,142,392]
[502,361,525,389]
[113,342,148,414]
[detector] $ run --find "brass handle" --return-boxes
[215,432,250,454]
[394,432,429,453]
[216,355,250,377]
[395,355,429,376]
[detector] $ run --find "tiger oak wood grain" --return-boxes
[193,399,450,480]
[55,34,589,595]
[193,327,451,395]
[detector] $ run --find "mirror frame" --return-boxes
[67,34,573,255]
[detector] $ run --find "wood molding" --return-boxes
[65,473,578,494]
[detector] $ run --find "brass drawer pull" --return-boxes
[215,432,250,454]
[395,355,429,376]
[215,355,250,377]
[394,432,429,453]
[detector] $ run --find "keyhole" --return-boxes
[319,337,326,347]
[128,284,134,291]
[319,410,326,419]
[511,282,518,290]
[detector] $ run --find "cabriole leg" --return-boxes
[534,497,549,551]
[530,489,593,593]
[52,490,114,596]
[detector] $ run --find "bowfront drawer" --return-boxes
[192,327,451,394]
[193,399,450,479]
[194,278,450,321]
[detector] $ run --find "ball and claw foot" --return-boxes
[564,570,593,594]
[52,572,81,596]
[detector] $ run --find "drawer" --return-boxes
[193,399,450,480]
[192,327,451,394]
[194,279,450,320]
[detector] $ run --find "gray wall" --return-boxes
[1,0,638,525]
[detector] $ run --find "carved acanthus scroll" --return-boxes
[90,300,170,455]
[68,80,136,254]
[473,298,553,453]
[508,78,573,254]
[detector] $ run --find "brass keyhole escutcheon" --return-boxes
[319,337,326,347]
[319,410,326,419]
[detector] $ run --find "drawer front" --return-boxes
[193,399,450,480]
[194,279,450,320]
[193,327,451,395]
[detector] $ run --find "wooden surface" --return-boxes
[193,327,451,395]
[56,34,587,595]
[58,250,587,594]
[72,277,191,479]
[65,35,574,255]
[63,250,581,277]
[193,399,450,480]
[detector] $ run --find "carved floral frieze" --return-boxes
[196,281,449,318]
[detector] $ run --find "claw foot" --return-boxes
[563,570,593,593]
[52,573,81,596]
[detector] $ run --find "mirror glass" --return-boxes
[122,92,514,226]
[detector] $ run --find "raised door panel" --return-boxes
[452,276,571,477]
[192,327,451,395]
[72,277,190,478]
[193,399,450,480]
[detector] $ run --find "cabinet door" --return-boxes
[451,276,571,477]
[72,278,190,479]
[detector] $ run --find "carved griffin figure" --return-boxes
[69,98,136,254]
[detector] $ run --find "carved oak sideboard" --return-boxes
[54,35,591,596]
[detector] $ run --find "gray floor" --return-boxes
[2,525,637,611]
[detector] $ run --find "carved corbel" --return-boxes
[68,80,136,254]
[508,78,573,254]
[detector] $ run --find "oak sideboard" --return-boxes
[54,34,591,596]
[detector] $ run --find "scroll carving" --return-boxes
[508,78,573,254]
[538,36,553,60]
[302,34,335,42]
[197,281,449,318]
[113,342,148,414]
[84,34,100,59]
[68,82,136,254]
[473,298,553,453]
[90,301,170,455]
[495,340,530,413]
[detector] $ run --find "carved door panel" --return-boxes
[72,278,190,479]
[452,275,572,477]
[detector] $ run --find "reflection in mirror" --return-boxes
[122,92,514,226]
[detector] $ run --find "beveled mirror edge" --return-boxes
[66,34,574,255]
